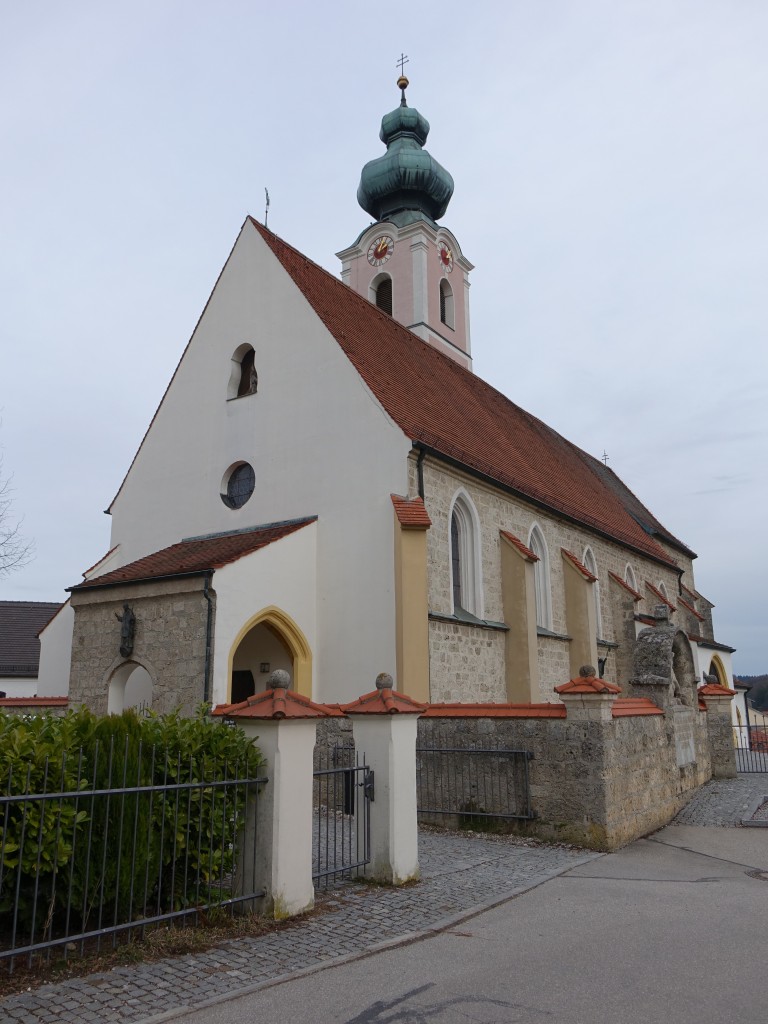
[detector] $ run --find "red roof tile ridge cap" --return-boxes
[608,571,643,601]
[699,683,736,697]
[645,581,676,611]
[500,530,538,561]
[555,675,621,694]
[678,597,705,621]
[562,548,597,581]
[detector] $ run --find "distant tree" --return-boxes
[0,454,33,578]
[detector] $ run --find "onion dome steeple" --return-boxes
[357,76,454,225]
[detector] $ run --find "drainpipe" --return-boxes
[202,572,214,705]
[416,445,426,500]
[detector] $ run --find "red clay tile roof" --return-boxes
[421,701,566,719]
[0,601,63,676]
[0,696,69,707]
[645,581,676,612]
[70,519,315,590]
[212,687,331,720]
[391,494,432,529]
[562,549,597,582]
[608,571,642,601]
[699,683,736,697]
[250,221,679,569]
[342,686,426,715]
[680,582,699,603]
[500,530,538,561]
[678,597,705,622]
[612,697,663,717]
[555,671,621,695]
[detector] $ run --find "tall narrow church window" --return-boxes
[449,491,483,618]
[237,348,258,397]
[658,581,669,602]
[624,563,638,593]
[375,277,393,316]
[451,514,462,609]
[583,546,602,638]
[528,524,552,630]
[439,279,454,329]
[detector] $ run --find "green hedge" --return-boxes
[0,707,264,942]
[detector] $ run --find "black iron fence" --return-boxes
[416,742,535,826]
[0,743,267,971]
[734,705,768,773]
[313,744,372,887]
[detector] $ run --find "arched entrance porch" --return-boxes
[228,607,312,702]
[107,661,154,714]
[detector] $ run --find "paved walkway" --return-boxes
[672,771,768,826]
[2,772,765,1024]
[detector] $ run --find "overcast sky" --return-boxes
[1,1,766,673]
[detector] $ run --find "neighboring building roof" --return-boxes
[0,601,62,677]
[250,221,680,568]
[69,518,315,591]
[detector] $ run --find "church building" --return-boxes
[37,77,735,715]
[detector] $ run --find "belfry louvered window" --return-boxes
[375,277,392,316]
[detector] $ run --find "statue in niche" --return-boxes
[115,603,136,658]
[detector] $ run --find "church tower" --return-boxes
[337,76,474,371]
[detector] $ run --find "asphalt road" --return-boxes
[152,824,768,1024]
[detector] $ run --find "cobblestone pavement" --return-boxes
[0,830,596,1024]
[672,771,768,826]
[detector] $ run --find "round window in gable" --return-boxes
[221,462,255,509]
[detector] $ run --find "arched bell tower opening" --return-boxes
[228,607,312,702]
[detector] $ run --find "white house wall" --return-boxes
[36,601,74,697]
[211,522,317,706]
[107,222,411,702]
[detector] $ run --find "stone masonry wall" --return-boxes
[417,706,712,851]
[428,619,506,703]
[412,456,692,701]
[69,578,211,716]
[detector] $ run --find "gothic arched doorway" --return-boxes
[228,607,312,701]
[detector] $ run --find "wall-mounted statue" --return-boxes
[115,603,136,658]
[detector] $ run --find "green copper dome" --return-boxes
[357,82,454,223]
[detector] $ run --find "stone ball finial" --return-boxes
[579,665,597,679]
[376,672,394,690]
[269,669,291,691]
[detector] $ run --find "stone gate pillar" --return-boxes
[212,670,332,919]
[699,683,737,779]
[343,673,424,885]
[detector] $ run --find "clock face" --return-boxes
[367,235,394,267]
[438,241,454,272]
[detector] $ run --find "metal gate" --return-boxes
[312,745,373,887]
[734,705,768,772]
[416,743,535,825]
